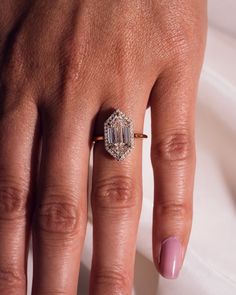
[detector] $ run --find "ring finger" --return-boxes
[89,96,148,294]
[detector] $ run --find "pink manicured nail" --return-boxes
[159,237,183,279]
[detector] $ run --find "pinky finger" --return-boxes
[150,60,202,279]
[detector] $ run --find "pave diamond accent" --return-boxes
[104,109,134,161]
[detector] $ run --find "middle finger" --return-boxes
[32,100,97,294]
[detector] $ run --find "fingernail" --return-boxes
[159,237,183,279]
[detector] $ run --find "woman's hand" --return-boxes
[0,0,207,294]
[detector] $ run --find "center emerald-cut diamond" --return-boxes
[107,124,131,145]
[104,109,134,160]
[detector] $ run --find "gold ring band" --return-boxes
[93,132,147,143]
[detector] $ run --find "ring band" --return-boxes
[93,133,148,142]
[93,109,148,161]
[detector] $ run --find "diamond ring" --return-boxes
[93,109,148,161]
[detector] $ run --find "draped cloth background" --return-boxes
[27,1,236,294]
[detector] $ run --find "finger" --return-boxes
[150,61,202,279]
[90,104,146,295]
[32,103,96,294]
[0,100,38,294]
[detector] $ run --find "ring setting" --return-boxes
[93,109,147,161]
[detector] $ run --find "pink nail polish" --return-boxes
[159,237,183,279]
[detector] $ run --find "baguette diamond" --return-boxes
[104,109,134,160]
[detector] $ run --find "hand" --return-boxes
[0,0,207,294]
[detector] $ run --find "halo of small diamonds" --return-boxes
[104,109,134,161]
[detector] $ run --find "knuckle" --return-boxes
[169,31,199,59]
[162,5,206,61]
[151,132,194,163]
[0,266,25,292]
[51,37,91,96]
[35,198,79,235]
[158,200,190,221]
[60,43,84,82]
[92,176,137,210]
[92,267,130,293]
[167,34,205,67]
[167,32,192,57]
[0,179,27,220]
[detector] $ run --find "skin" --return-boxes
[0,0,207,294]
